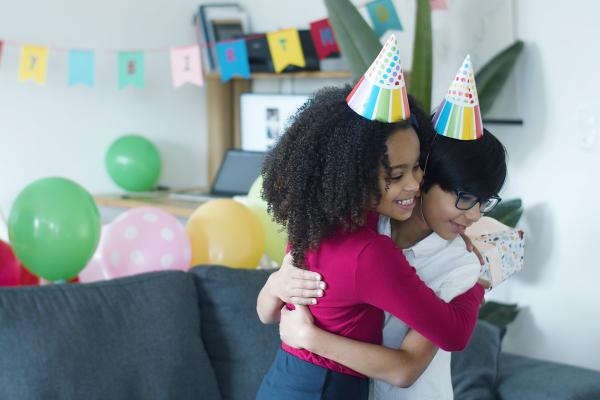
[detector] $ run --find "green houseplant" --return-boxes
[324,0,523,116]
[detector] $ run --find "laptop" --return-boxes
[168,149,265,202]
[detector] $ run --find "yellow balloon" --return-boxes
[186,199,265,269]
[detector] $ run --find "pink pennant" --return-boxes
[430,0,448,11]
[170,45,204,88]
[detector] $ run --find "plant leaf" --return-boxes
[486,198,523,227]
[324,0,382,80]
[479,301,520,327]
[476,40,525,115]
[409,0,432,112]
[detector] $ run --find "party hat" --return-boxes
[346,35,410,123]
[432,55,483,140]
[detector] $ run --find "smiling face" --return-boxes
[421,184,482,240]
[375,127,422,222]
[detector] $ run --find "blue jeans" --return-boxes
[256,349,369,400]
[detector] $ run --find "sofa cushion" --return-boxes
[496,353,600,400]
[0,271,221,400]
[451,320,505,400]
[191,265,279,400]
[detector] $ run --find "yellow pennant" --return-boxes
[19,45,49,85]
[266,29,305,73]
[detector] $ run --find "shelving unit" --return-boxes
[204,70,352,183]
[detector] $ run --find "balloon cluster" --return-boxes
[0,135,289,284]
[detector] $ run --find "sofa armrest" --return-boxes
[496,353,600,400]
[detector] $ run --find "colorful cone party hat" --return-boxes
[346,35,410,123]
[432,55,483,140]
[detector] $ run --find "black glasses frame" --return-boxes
[454,190,502,213]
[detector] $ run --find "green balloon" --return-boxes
[105,134,161,192]
[247,176,288,264]
[8,177,101,281]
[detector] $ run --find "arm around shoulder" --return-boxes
[279,306,437,387]
[356,237,484,351]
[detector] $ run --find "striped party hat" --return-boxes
[346,34,410,123]
[432,55,483,140]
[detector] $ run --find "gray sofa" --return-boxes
[0,266,598,399]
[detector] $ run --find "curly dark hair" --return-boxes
[261,85,433,268]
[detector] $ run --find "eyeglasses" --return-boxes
[454,190,501,213]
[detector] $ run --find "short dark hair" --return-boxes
[421,128,507,199]
[261,85,431,267]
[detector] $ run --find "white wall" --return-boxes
[0,0,209,216]
[1,0,599,371]
[486,0,600,371]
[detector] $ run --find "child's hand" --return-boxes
[279,304,315,350]
[477,278,492,301]
[268,253,326,305]
[460,233,485,266]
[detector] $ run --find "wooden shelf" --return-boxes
[204,70,352,80]
[95,193,203,218]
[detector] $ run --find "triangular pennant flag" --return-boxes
[170,45,204,88]
[266,29,306,73]
[430,0,448,11]
[366,0,403,38]
[118,52,144,89]
[68,50,95,87]
[18,45,49,85]
[432,55,483,140]
[216,39,250,82]
[346,35,409,122]
[309,18,339,60]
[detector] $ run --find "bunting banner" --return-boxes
[0,0,418,87]
[18,45,49,85]
[366,0,403,38]
[215,39,250,82]
[118,52,144,89]
[430,0,448,11]
[170,45,203,88]
[266,29,306,73]
[309,18,339,60]
[68,50,95,87]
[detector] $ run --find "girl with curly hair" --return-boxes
[273,126,507,400]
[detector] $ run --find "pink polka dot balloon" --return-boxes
[79,225,109,283]
[101,207,191,279]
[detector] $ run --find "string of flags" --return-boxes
[211,0,445,82]
[0,0,447,88]
[0,39,205,89]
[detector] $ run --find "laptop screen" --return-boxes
[211,150,265,196]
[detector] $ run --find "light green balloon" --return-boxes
[8,177,101,281]
[248,175,266,207]
[105,134,161,192]
[247,176,288,264]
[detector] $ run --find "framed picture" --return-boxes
[241,94,309,151]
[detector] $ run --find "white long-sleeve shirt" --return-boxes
[371,216,480,400]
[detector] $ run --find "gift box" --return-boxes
[468,216,525,288]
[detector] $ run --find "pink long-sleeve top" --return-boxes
[282,213,484,377]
